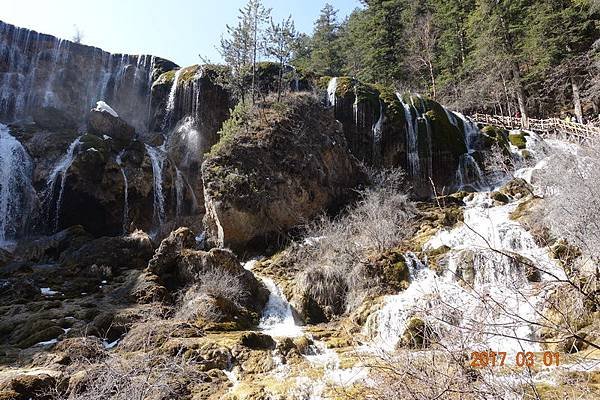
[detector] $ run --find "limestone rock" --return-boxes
[87,103,136,145]
[202,94,365,252]
[59,230,153,271]
[147,227,197,277]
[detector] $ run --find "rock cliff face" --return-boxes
[202,94,366,252]
[327,77,483,198]
[0,20,177,132]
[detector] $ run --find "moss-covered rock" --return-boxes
[366,249,410,292]
[491,191,510,204]
[202,94,365,253]
[399,317,437,349]
[508,131,528,149]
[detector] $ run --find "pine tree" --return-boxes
[308,3,344,76]
[468,0,530,121]
[219,0,271,103]
[265,16,298,100]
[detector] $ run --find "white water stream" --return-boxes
[144,144,167,232]
[115,150,129,234]
[45,135,81,232]
[0,123,35,245]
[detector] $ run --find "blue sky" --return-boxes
[2,0,361,67]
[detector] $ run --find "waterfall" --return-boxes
[327,77,338,107]
[116,151,129,234]
[0,21,156,130]
[455,154,486,191]
[372,100,384,165]
[42,38,69,107]
[366,186,566,354]
[45,136,81,232]
[174,169,186,219]
[0,123,35,245]
[454,112,487,190]
[397,93,420,179]
[455,112,480,151]
[258,277,302,337]
[162,68,183,130]
[423,115,433,180]
[145,144,167,231]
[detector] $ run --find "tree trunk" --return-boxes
[512,63,528,127]
[572,77,583,123]
[428,60,436,100]
[277,60,283,102]
[251,14,258,104]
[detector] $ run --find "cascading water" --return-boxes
[0,123,35,245]
[365,150,566,355]
[258,277,303,337]
[145,144,167,232]
[0,21,156,130]
[453,111,487,191]
[116,151,129,234]
[162,68,183,130]
[397,93,421,179]
[327,77,338,107]
[45,136,81,232]
[372,100,384,165]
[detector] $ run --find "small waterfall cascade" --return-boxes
[372,100,384,165]
[258,277,303,338]
[326,77,338,107]
[45,136,82,232]
[42,38,69,107]
[0,21,157,130]
[396,93,421,179]
[423,115,434,180]
[162,68,183,130]
[115,151,129,234]
[451,110,487,191]
[145,144,167,232]
[161,67,205,134]
[0,123,35,245]
[365,174,566,354]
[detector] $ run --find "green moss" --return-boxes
[179,65,200,83]
[317,76,333,90]
[481,125,512,156]
[154,69,176,86]
[334,76,354,98]
[370,249,411,291]
[508,131,527,149]
[400,317,437,349]
[376,85,405,128]
[423,100,467,157]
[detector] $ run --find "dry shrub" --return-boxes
[291,168,416,314]
[177,268,248,322]
[47,351,212,400]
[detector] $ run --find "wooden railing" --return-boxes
[470,113,600,145]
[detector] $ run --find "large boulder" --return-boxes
[202,94,365,252]
[87,102,136,145]
[13,226,92,264]
[59,230,153,271]
[147,227,197,278]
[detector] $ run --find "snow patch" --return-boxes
[94,101,118,118]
